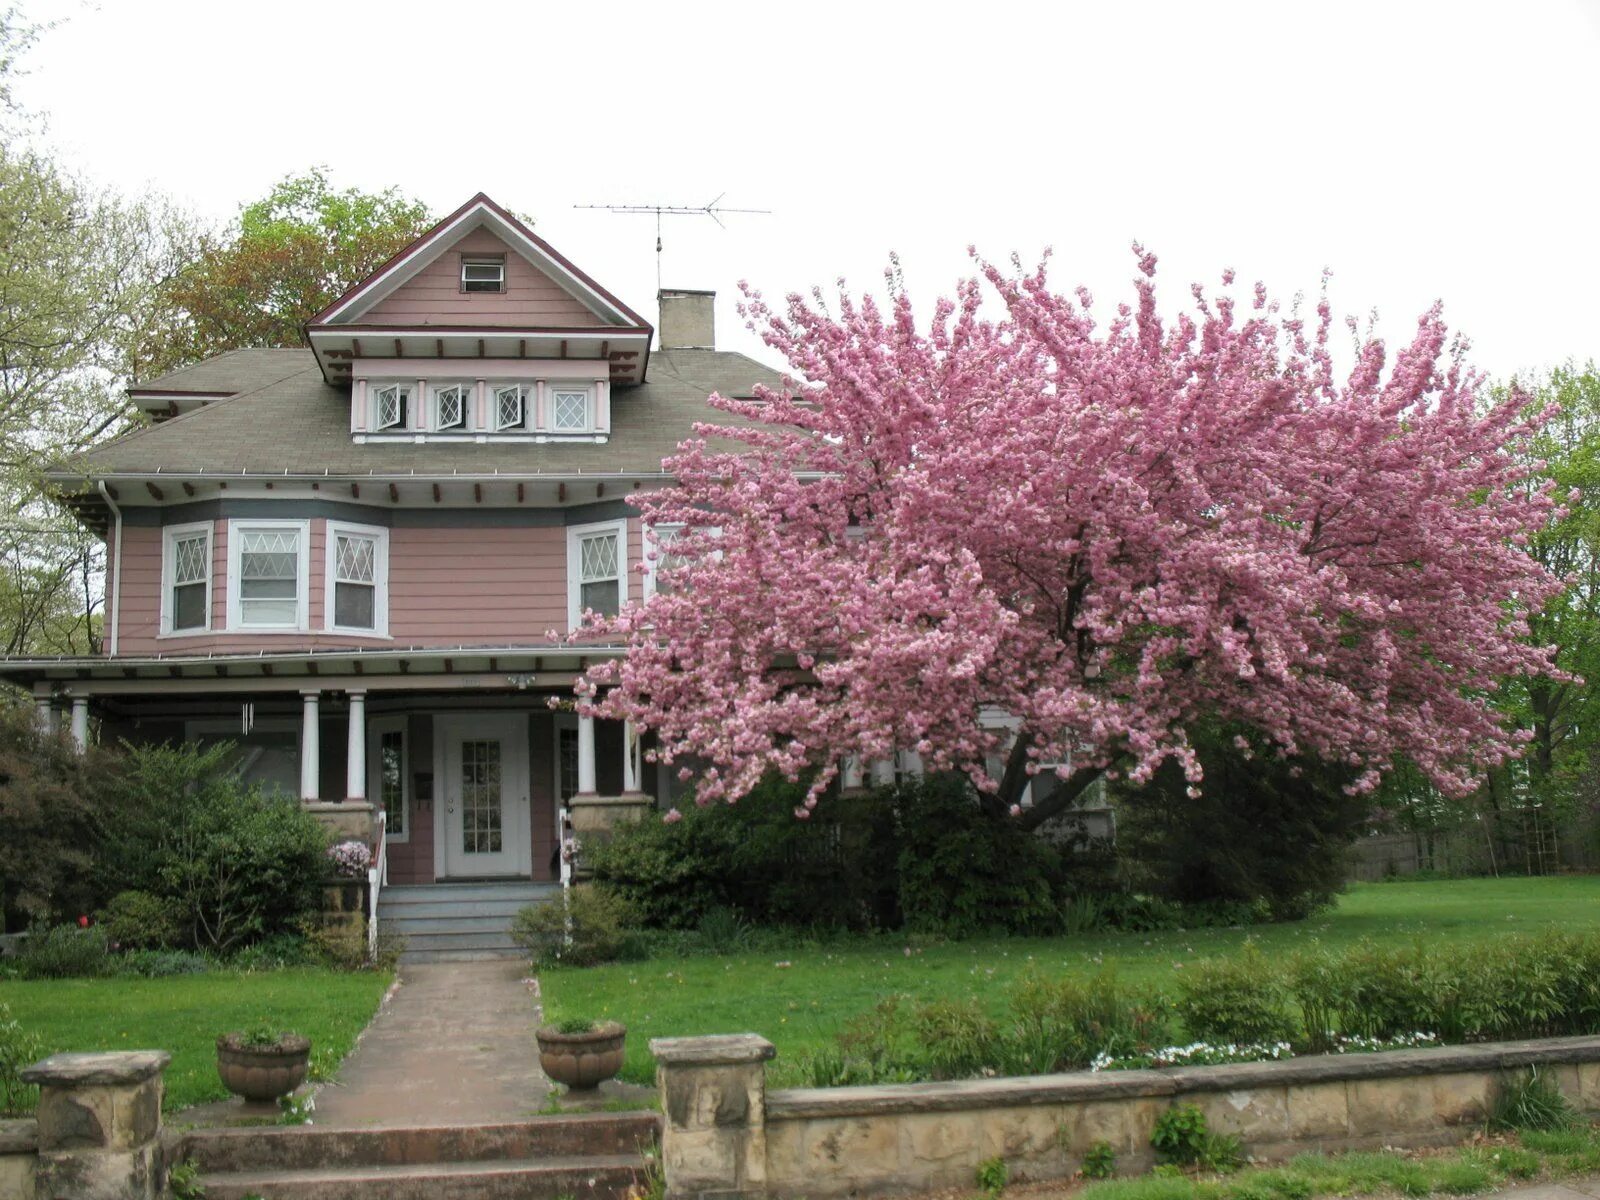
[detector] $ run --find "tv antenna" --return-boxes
[574,194,771,290]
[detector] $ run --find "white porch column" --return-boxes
[900,750,924,779]
[300,690,321,802]
[32,685,54,735]
[841,756,864,792]
[346,690,367,802]
[622,719,642,794]
[68,695,89,753]
[577,712,597,795]
[870,757,895,787]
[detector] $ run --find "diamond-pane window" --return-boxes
[494,385,525,431]
[168,530,209,631]
[333,531,379,631]
[552,389,589,432]
[374,384,409,430]
[435,384,468,430]
[578,531,620,617]
[238,527,300,627]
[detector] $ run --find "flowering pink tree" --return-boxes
[579,250,1562,826]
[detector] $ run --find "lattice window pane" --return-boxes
[436,385,468,430]
[495,386,524,430]
[459,739,503,854]
[553,390,588,431]
[336,536,375,583]
[580,533,618,583]
[173,535,208,585]
[558,728,579,803]
[375,385,408,430]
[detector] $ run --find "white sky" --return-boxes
[13,0,1600,383]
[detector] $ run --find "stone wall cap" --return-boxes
[651,1034,776,1065]
[766,1034,1600,1120]
[0,1118,38,1154]
[21,1050,171,1086]
[571,794,655,808]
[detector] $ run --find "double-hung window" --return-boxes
[645,524,685,597]
[494,385,526,431]
[433,383,470,431]
[327,522,388,635]
[373,383,410,431]
[161,522,212,634]
[229,521,308,630]
[551,387,591,433]
[567,520,626,628]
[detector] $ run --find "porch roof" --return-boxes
[0,644,624,693]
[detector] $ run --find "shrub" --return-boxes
[1151,1103,1242,1171]
[1114,722,1369,920]
[1082,1140,1117,1179]
[1491,1067,1577,1132]
[0,701,114,928]
[94,742,327,953]
[13,924,112,979]
[1173,943,1298,1045]
[1008,970,1168,1072]
[229,932,315,971]
[0,1002,43,1115]
[511,885,636,969]
[913,997,999,1080]
[975,1156,1009,1196]
[98,890,184,950]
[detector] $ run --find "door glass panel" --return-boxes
[558,727,579,803]
[459,739,503,854]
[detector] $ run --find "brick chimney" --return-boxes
[658,289,715,350]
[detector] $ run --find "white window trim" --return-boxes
[493,384,527,432]
[226,518,311,633]
[324,521,391,637]
[566,518,628,630]
[369,714,410,843]
[461,257,505,291]
[431,382,472,432]
[550,385,593,434]
[373,383,411,431]
[160,521,213,636]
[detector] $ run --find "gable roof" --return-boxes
[309,193,650,329]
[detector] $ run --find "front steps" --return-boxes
[377,881,559,963]
[181,1112,659,1200]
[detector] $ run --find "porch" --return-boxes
[12,645,668,888]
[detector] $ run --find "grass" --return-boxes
[0,968,392,1113]
[540,876,1600,1086]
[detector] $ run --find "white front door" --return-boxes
[437,714,529,878]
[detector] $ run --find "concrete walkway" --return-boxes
[310,959,553,1127]
[1501,1184,1600,1200]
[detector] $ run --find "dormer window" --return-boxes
[551,387,591,433]
[494,385,526,431]
[460,256,504,293]
[374,384,410,431]
[433,383,470,431]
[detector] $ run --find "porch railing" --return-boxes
[367,810,387,960]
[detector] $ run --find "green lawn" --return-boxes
[0,968,392,1113]
[540,876,1600,1085]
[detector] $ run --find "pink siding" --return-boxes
[386,524,567,642]
[109,516,645,656]
[362,229,606,328]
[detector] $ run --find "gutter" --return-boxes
[96,480,122,656]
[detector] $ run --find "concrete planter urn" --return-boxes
[536,1021,626,1091]
[215,1031,312,1102]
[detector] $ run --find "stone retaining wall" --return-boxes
[651,1034,1600,1200]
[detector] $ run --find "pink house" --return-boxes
[0,194,785,957]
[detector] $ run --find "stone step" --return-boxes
[379,884,559,905]
[198,1153,647,1200]
[395,930,520,953]
[182,1114,660,1174]
[379,900,540,922]
[380,915,531,935]
[400,947,527,964]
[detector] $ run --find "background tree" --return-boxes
[580,252,1561,822]
[138,167,433,377]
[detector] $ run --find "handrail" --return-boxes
[367,810,387,960]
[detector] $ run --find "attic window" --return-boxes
[374,384,409,431]
[494,385,526,431]
[461,257,505,293]
[433,384,469,431]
